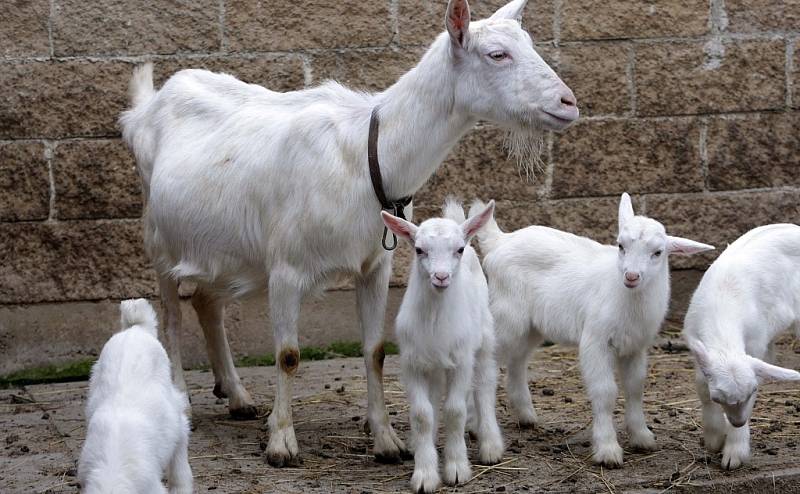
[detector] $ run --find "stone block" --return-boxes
[724,0,800,33]
[558,42,631,116]
[226,0,393,52]
[53,139,142,220]
[0,141,49,221]
[561,0,709,40]
[552,118,703,198]
[0,0,50,56]
[646,189,800,269]
[707,112,800,191]
[635,40,785,116]
[0,220,156,304]
[310,47,424,91]
[52,0,219,56]
[0,60,131,139]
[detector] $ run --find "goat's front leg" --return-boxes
[406,370,440,494]
[192,287,256,419]
[695,369,726,452]
[721,420,750,470]
[473,342,504,464]
[442,365,473,486]
[504,330,542,428]
[357,256,408,462]
[265,269,304,467]
[580,336,623,467]
[617,350,656,451]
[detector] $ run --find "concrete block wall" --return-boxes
[1,0,798,372]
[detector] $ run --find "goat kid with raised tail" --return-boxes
[473,193,713,467]
[383,199,503,493]
[78,299,192,494]
[685,224,800,470]
[120,0,576,467]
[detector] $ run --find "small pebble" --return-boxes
[334,377,342,381]
[20,445,29,453]
[542,388,555,396]
[563,396,572,403]
[41,413,50,420]
[324,384,331,389]
[336,385,346,394]
[351,416,360,422]
[496,486,506,492]
[668,409,677,417]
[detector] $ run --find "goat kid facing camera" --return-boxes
[474,193,714,467]
[383,199,504,494]
[78,299,192,494]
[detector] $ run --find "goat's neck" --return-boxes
[374,36,476,199]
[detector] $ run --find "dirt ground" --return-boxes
[4,331,800,493]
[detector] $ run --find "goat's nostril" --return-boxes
[434,273,449,281]
[561,96,576,107]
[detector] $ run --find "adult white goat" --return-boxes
[685,224,800,470]
[79,299,192,494]
[473,194,713,466]
[384,199,503,493]
[120,0,577,466]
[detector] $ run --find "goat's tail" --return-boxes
[119,298,158,337]
[128,62,155,108]
[442,196,466,223]
[469,199,504,254]
[119,63,158,201]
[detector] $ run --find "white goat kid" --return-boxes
[685,224,800,470]
[120,0,577,466]
[384,200,503,493]
[78,299,192,494]
[474,193,713,467]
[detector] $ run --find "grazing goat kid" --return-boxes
[384,200,503,493]
[474,193,713,467]
[685,224,800,470]
[78,299,192,494]
[120,0,578,466]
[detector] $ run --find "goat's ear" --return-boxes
[446,0,471,48]
[618,192,634,232]
[461,199,495,240]
[748,356,800,383]
[489,0,528,22]
[381,211,417,243]
[666,236,715,256]
[688,339,713,379]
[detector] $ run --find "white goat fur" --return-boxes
[685,224,800,470]
[384,199,503,493]
[78,299,192,494]
[119,0,577,466]
[473,194,713,467]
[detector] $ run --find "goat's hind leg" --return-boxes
[159,275,189,404]
[357,256,409,463]
[473,344,504,465]
[167,426,193,494]
[192,286,257,419]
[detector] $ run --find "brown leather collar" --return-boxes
[368,106,413,250]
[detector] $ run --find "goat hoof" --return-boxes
[212,383,228,399]
[230,404,258,420]
[265,451,300,468]
[375,450,404,464]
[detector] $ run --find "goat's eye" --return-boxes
[415,247,424,256]
[618,245,624,253]
[488,51,508,61]
[653,250,663,258]
[457,247,465,254]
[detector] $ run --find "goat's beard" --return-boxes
[503,126,545,182]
